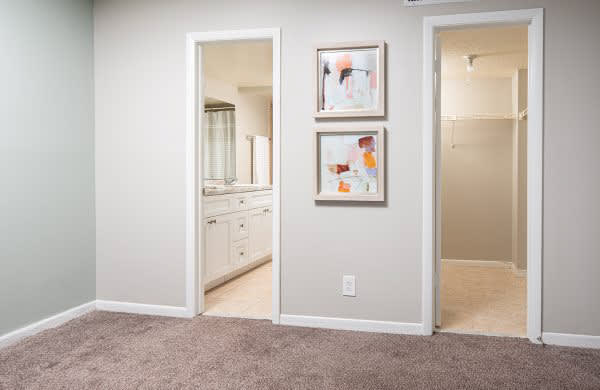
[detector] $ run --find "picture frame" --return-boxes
[314,126,385,201]
[314,41,385,118]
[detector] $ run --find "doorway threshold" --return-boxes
[435,327,527,339]
[202,312,271,321]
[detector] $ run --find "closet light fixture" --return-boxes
[464,55,476,73]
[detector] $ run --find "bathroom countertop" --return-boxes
[203,184,272,196]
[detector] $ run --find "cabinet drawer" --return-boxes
[233,195,249,211]
[231,239,249,265]
[203,196,232,218]
[248,191,272,209]
[231,211,249,242]
[204,194,249,217]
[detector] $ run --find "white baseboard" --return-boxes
[443,259,527,277]
[542,332,600,349]
[96,300,190,318]
[280,314,423,335]
[443,259,511,268]
[1,299,193,349]
[511,262,527,277]
[0,301,96,349]
[16,302,597,353]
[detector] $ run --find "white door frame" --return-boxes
[185,28,281,323]
[421,9,544,342]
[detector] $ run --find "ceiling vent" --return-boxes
[404,0,473,6]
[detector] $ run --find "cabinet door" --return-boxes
[249,207,272,262]
[248,208,265,261]
[204,214,233,282]
[263,207,273,256]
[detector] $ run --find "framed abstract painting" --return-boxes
[314,41,385,118]
[314,127,385,201]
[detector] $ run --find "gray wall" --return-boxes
[0,0,95,335]
[94,0,600,335]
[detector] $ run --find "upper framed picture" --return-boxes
[314,126,385,202]
[314,41,385,118]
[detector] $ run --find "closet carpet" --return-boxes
[1,311,599,390]
[441,261,527,336]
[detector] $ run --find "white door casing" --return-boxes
[422,9,544,342]
[186,29,281,323]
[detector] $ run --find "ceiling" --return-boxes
[440,25,528,80]
[203,40,272,88]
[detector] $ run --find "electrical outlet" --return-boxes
[342,275,356,297]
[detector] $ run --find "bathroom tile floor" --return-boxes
[204,261,272,319]
[440,261,526,337]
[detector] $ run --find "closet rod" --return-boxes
[441,113,516,121]
[519,108,528,120]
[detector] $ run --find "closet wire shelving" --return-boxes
[441,109,528,149]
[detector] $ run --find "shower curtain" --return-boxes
[204,109,236,181]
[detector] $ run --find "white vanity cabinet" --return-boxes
[203,190,272,289]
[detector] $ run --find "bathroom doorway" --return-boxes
[202,39,273,319]
[185,29,281,323]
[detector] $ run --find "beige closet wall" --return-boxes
[441,79,514,261]
[512,69,528,271]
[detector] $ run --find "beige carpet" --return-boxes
[1,312,600,390]
[441,261,526,336]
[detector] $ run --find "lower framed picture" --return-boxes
[314,126,385,201]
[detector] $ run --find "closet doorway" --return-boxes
[422,9,544,342]
[437,25,529,337]
[185,29,281,323]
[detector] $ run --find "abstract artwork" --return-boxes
[315,41,385,118]
[314,127,385,201]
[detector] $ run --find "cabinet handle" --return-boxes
[240,252,244,256]
[207,219,216,225]
[240,200,245,204]
[240,224,244,228]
